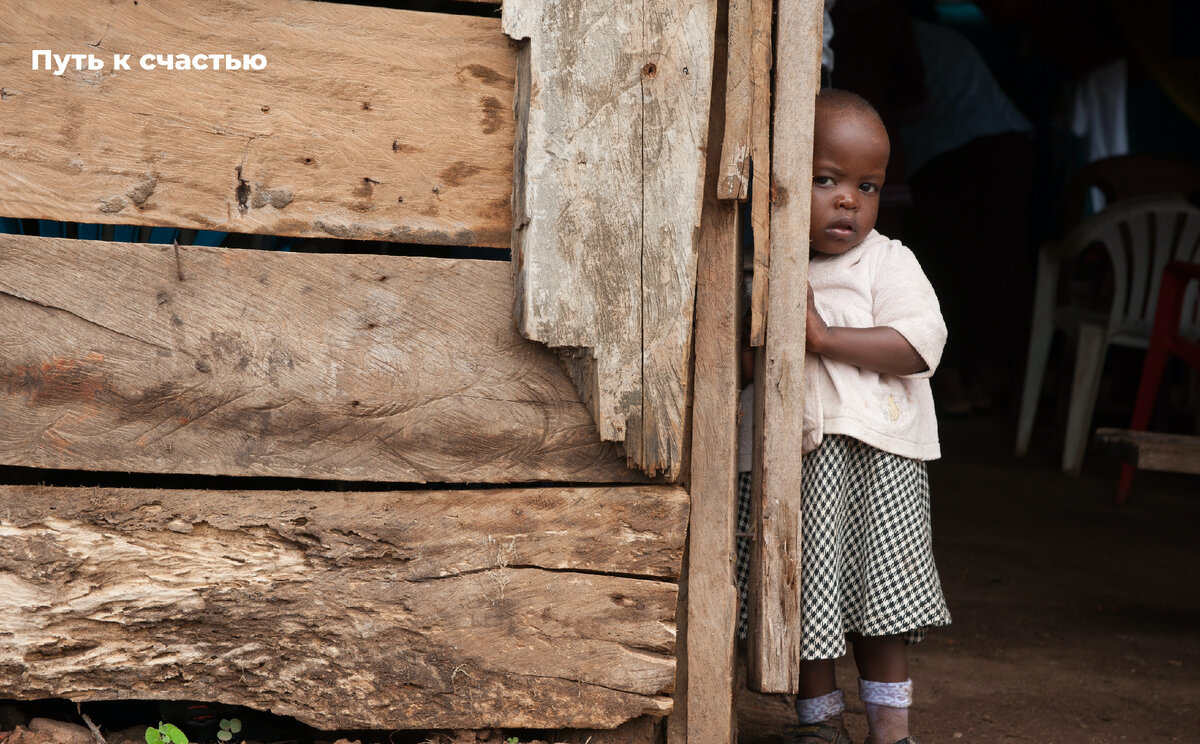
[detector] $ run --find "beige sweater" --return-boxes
[802,230,946,460]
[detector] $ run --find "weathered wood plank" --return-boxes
[558,716,666,744]
[503,0,717,479]
[685,0,741,736]
[748,0,775,347]
[0,0,514,246]
[749,0,823,694]
[1095,428,1200,474]
[0,234,641,483]
[0,483,686,729]
[717,0,752,201]
[667,539,690,744]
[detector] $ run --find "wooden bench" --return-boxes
[1095,428,1200,476]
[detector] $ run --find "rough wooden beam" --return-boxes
[684,0,741,736]
[1095,428,1200,474]
[717,0,752,201]
[748,0,823,694]
[0,0,514,246]
[0,483,685,730]
[503,0,718,479]
[748,0,775,347]
[667,539,690,744]
[559,716,666,744]
[0,234,640,483]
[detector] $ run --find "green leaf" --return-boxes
[161,723,189,744]
[145,727,163,744]
[217,731,232,742]
[507,738,520,744]
[228,719,242,734]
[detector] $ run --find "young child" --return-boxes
[786,89,950,744]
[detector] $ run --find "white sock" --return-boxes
[859,678,911,744]
[794,688,845,724]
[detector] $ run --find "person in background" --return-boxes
[898,0,1035,415]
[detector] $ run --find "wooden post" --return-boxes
[748,0,775,346]
[717,0,752,201]
[748,0,823,694]
[682,0,741,739]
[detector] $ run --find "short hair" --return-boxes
[815,88,884,129]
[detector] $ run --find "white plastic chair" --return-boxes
[1015,194,1200,474]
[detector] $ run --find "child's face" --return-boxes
[809,110,890,256]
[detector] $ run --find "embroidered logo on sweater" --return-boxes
[885,394,901,421]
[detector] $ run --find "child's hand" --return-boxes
[806,282,828,353]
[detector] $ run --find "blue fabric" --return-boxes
[192,230,227,247]
[38,220,65,238]
[76,224,102,240]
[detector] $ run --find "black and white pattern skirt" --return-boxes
[733,435,951,655]
[801,434,950,659]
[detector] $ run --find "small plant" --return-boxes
[145,722,189,744]
[218,718,243,742]
[506,738,520,744]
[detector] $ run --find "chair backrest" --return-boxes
[1058,194,1200,342]
[1055,155,1200,237]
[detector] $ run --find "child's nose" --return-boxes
[836,190,858,209]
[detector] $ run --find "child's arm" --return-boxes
[806,283,928,376]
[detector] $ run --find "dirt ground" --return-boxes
[738,411,1200,743]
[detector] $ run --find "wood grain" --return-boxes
[685,0,741,737]
[504,0,718,479]
[0,483,686,729]
[0,0,515,246]
[748,0,775,346]
[1095,428,1200,474]
[0,234,641,483]
[748,0,823,694]
[717,0,752,201]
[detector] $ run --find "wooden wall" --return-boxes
[504,0,717,480]
[0,483,685,729]
[0,234,638,484]
[0,0,514,246]
[0,0,701,735]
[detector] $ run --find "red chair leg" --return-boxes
[1119,261,1194,504]
[1117,463,1136,505]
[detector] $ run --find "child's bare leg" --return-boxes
[790,659,850,742]
[799,657,838,698]
[851,634,912,744]
[850,633,906,682]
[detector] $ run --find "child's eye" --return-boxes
[859,182,879,194]
[814,176,834,187]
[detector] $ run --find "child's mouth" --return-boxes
[828,219,855,238]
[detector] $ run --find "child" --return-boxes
[786,89,950,744]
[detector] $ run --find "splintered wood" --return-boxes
[503,0,718,479]
[0,483,687,729]
[0,0,514,246]
[0,234,639,483]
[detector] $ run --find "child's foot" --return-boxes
[783,721,852,743]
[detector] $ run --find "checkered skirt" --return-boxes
[735,435,951,656]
